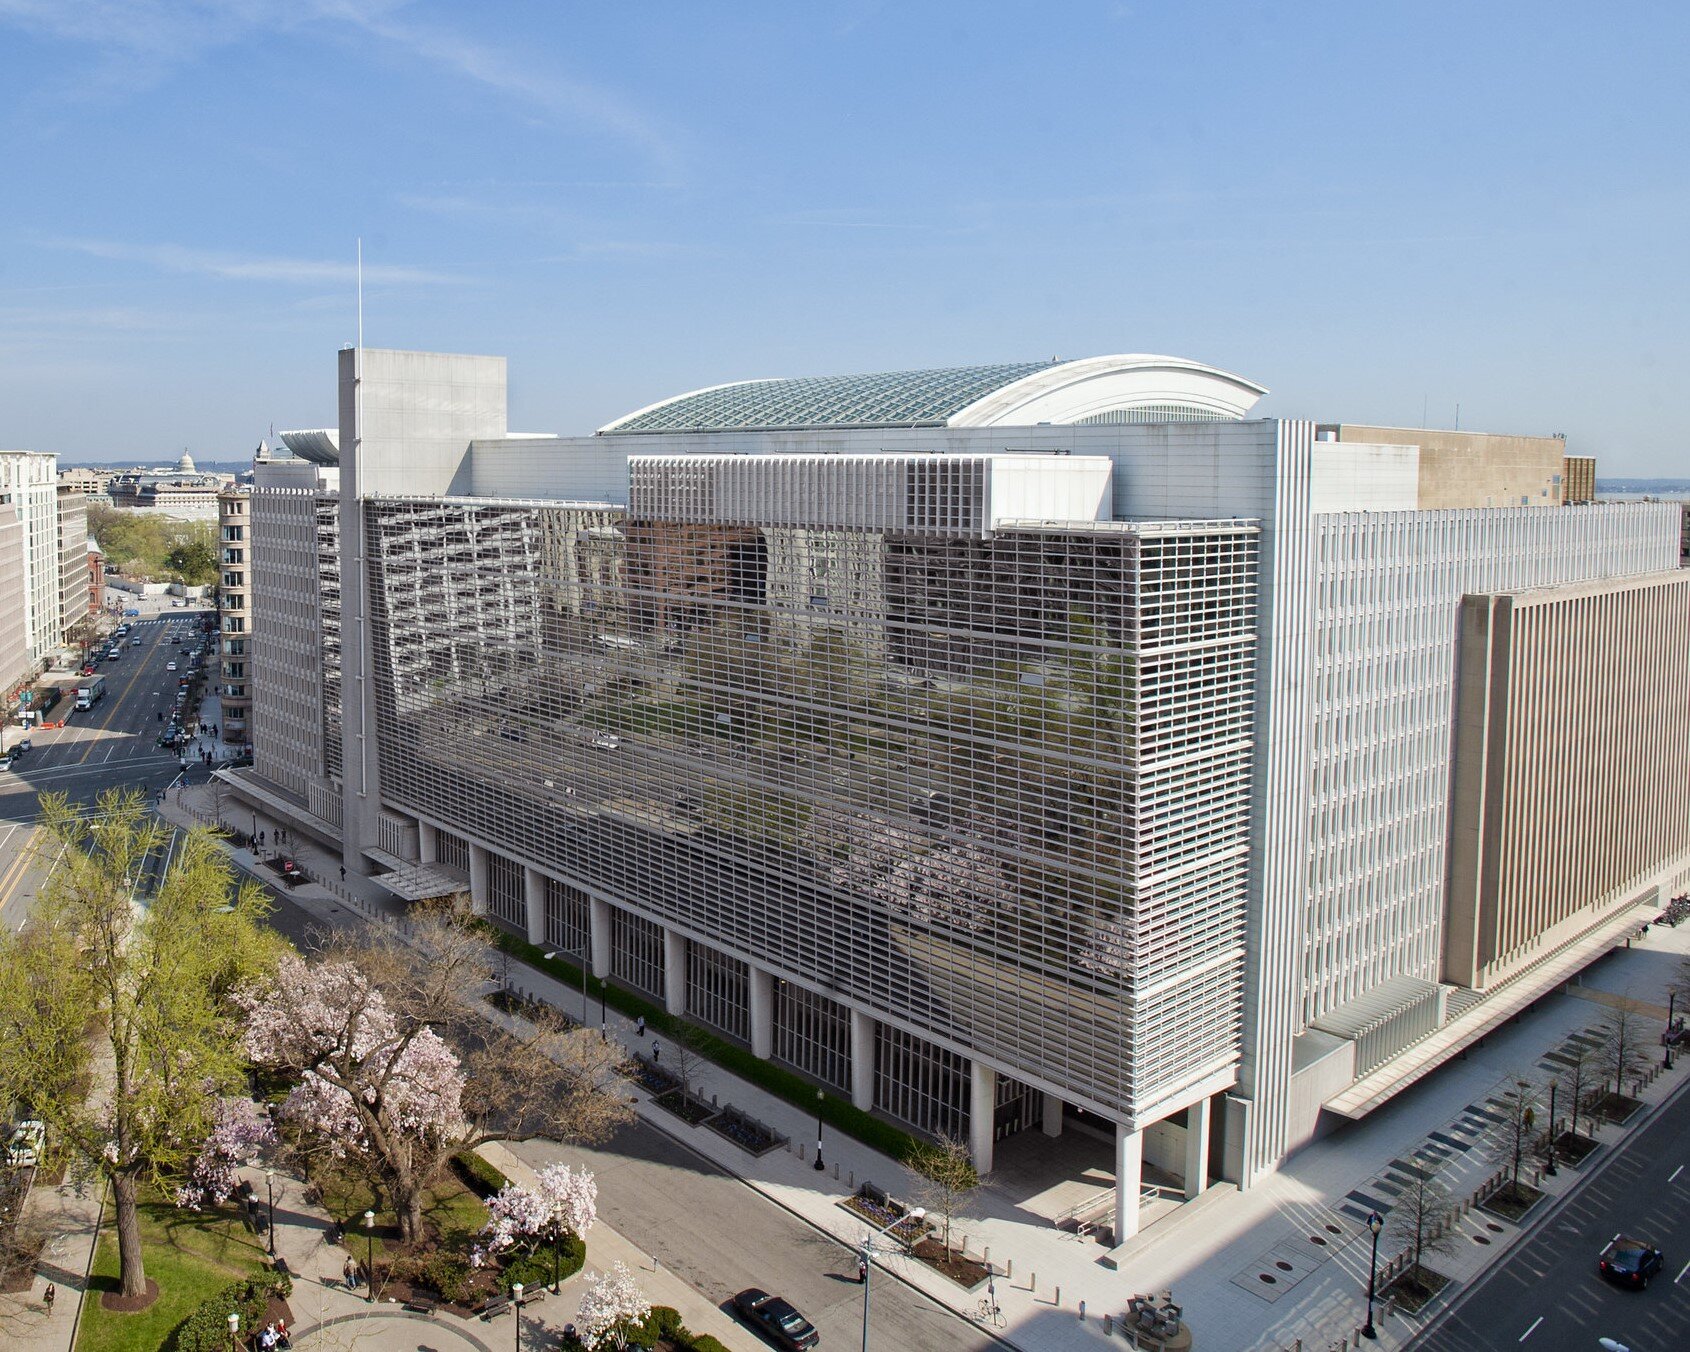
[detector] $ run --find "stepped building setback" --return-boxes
[226,348,1690,1241]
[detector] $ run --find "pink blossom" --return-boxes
[576,1261,650,1350]
[480,1162,597,1255]
[175,1098,276,1210]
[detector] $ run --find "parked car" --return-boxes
[4,1120,45,1168]
[733,1289,820,1350]
[166,661,177,672]
[122,607,140,616]
[79,664,97,677]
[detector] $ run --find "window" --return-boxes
[611,908,665,996]
[773,983,850,1092]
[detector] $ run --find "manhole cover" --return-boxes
[1310,1235,1328,1246]
[1325,1224,1342,1234]
[1259,1273,1277,1284]
[1486,1222,1504,1233]
[1473,1235,1492,1245]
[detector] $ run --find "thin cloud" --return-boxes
[46,237,459,285]
[0,1,677,163]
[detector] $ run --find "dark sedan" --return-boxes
[1599,1234,1664,1289]
[733,1288,820,1349]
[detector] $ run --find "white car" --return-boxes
[166,661,178,671]
[5,1119,45,1168]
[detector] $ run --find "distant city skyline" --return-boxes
[2,1,1686,474]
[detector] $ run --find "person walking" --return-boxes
[651,1041,661,1064]
[43,1282,55,1313]
[635,1016,646,1038]
[343,1255,358,1290]
[339,865,346,883]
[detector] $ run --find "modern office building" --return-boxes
[0,502,30,716]
[228,349,1690,1240]
[56,485,90,644]
[217,485,254,743]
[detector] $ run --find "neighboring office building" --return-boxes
[0,502,31,724]
[230,349,1690,1242]
[1562,454,1596,504]
[56,485,90,645]
[217,485,254,744]
[0,450,65,667]
[107,451,229,519]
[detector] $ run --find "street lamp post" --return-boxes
[265,1168,276,1256]
[1666,992,1677,1070]
[1362,1210,1382,1339]
[512,1282,524,1351]
[227,1310,239,1351]
[814,1090,826,1172]
[858,1206,925,1352]
[363,1209,376,1303]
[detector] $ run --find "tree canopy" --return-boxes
[89,503,218,586]
[0,791,282,1297]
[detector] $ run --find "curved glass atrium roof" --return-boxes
[601,361,1062,435]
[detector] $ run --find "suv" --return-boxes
[1599,1235,1664,1289]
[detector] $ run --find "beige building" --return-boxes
[1561,454,1596,504]
[1444,571,1690,990]
[217,487,253,743]
[1324,424,1569,510]
[0,503,29,717]
[56,486,89,645]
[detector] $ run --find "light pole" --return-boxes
[227,1310,239,1351]
[1362,1210,1382,1339]
[1666,992,1677,1070]
[512,1282,524,1351]
[363,1209,376,1303]
[859,1206,924,1352]
[1543,1082,1558,1177]
[814,1090,826,1171]
[265,1168,276,1256]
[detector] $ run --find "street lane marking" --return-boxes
[1518,1316,1542,1341]
[1677,1258,1690,1284]
[1670,1164,1684,1183]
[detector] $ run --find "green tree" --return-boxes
[0,791,282,1298]
[164,532,219,587]
[905,1132,982,1252]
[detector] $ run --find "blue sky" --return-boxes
[2,1,1686,474]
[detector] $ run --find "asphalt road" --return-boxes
[0,607,214,928]
[506,1132,997,1352]
[1416,1073,1690,1352]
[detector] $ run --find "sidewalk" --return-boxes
[0,1175,103,1352]
[159,778,1690,1352]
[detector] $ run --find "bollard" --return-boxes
[798,1144,806,1162]
[1103,1314,1112,1335]
[832,1161,839,1180]
[848,1171,854,1189]
[1005,1258,1012,1280]
[984,1246,990,1267]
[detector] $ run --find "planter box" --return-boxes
[705,1106,787,1157]
[653,1089,718,1127]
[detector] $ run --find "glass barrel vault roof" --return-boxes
[601,361,1062,435]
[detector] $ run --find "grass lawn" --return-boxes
[75,1193,269,1352]
[315,1168,488,1262]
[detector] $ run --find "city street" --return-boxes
[0,608,211,929]
[1417,1073,1690,1352]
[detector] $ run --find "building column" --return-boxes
[467,843,489,917]
[522,866,545,947]
[663,929,688,1017]
[1115,1123,1144,1243]
[850,1009,876,1112]
[418,821,438,864]
[1184,1096,1213,1201]
[589,897,611,979]
[968,1062,996,1175]
[1041,1091,1063,1138]
[748,966,774,1060]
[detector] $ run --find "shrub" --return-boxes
[174,1270,293,1352]
[420,1250,477,1305]
[681,1337,733,1352]
[621,1303,684,1349]
[451,1149,510,1199]
[497,1233,586,1293]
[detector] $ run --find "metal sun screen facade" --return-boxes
[361,459,1258,1128]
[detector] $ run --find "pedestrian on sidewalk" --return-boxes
[856,1257,867,1284]
[340,865,346,883]
[43,1282,55,1313]
[635,1015,646,1038]
[343,1255,358,1289]
[652,1041,661,1064]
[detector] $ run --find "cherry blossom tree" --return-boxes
[576,1261,651,1350]
[237,904,630,1242]
[176,1097,277,1210]
[479,1162,598,1288]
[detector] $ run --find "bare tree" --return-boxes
[1557,1042,1597,1140]
[667,1021,707,1104]
[905,1133,982,1253]
[1596,1003,1649,1104]
[1487,1077,1539,1197]
[1384,1166,1458,1290]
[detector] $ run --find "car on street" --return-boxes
[1598,1235,1664,1289]
[122,607,140,616]
[4,1120,45,1168]
[79,663,97,677]
[166,661,177,671]
[733,1289,820,1350]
